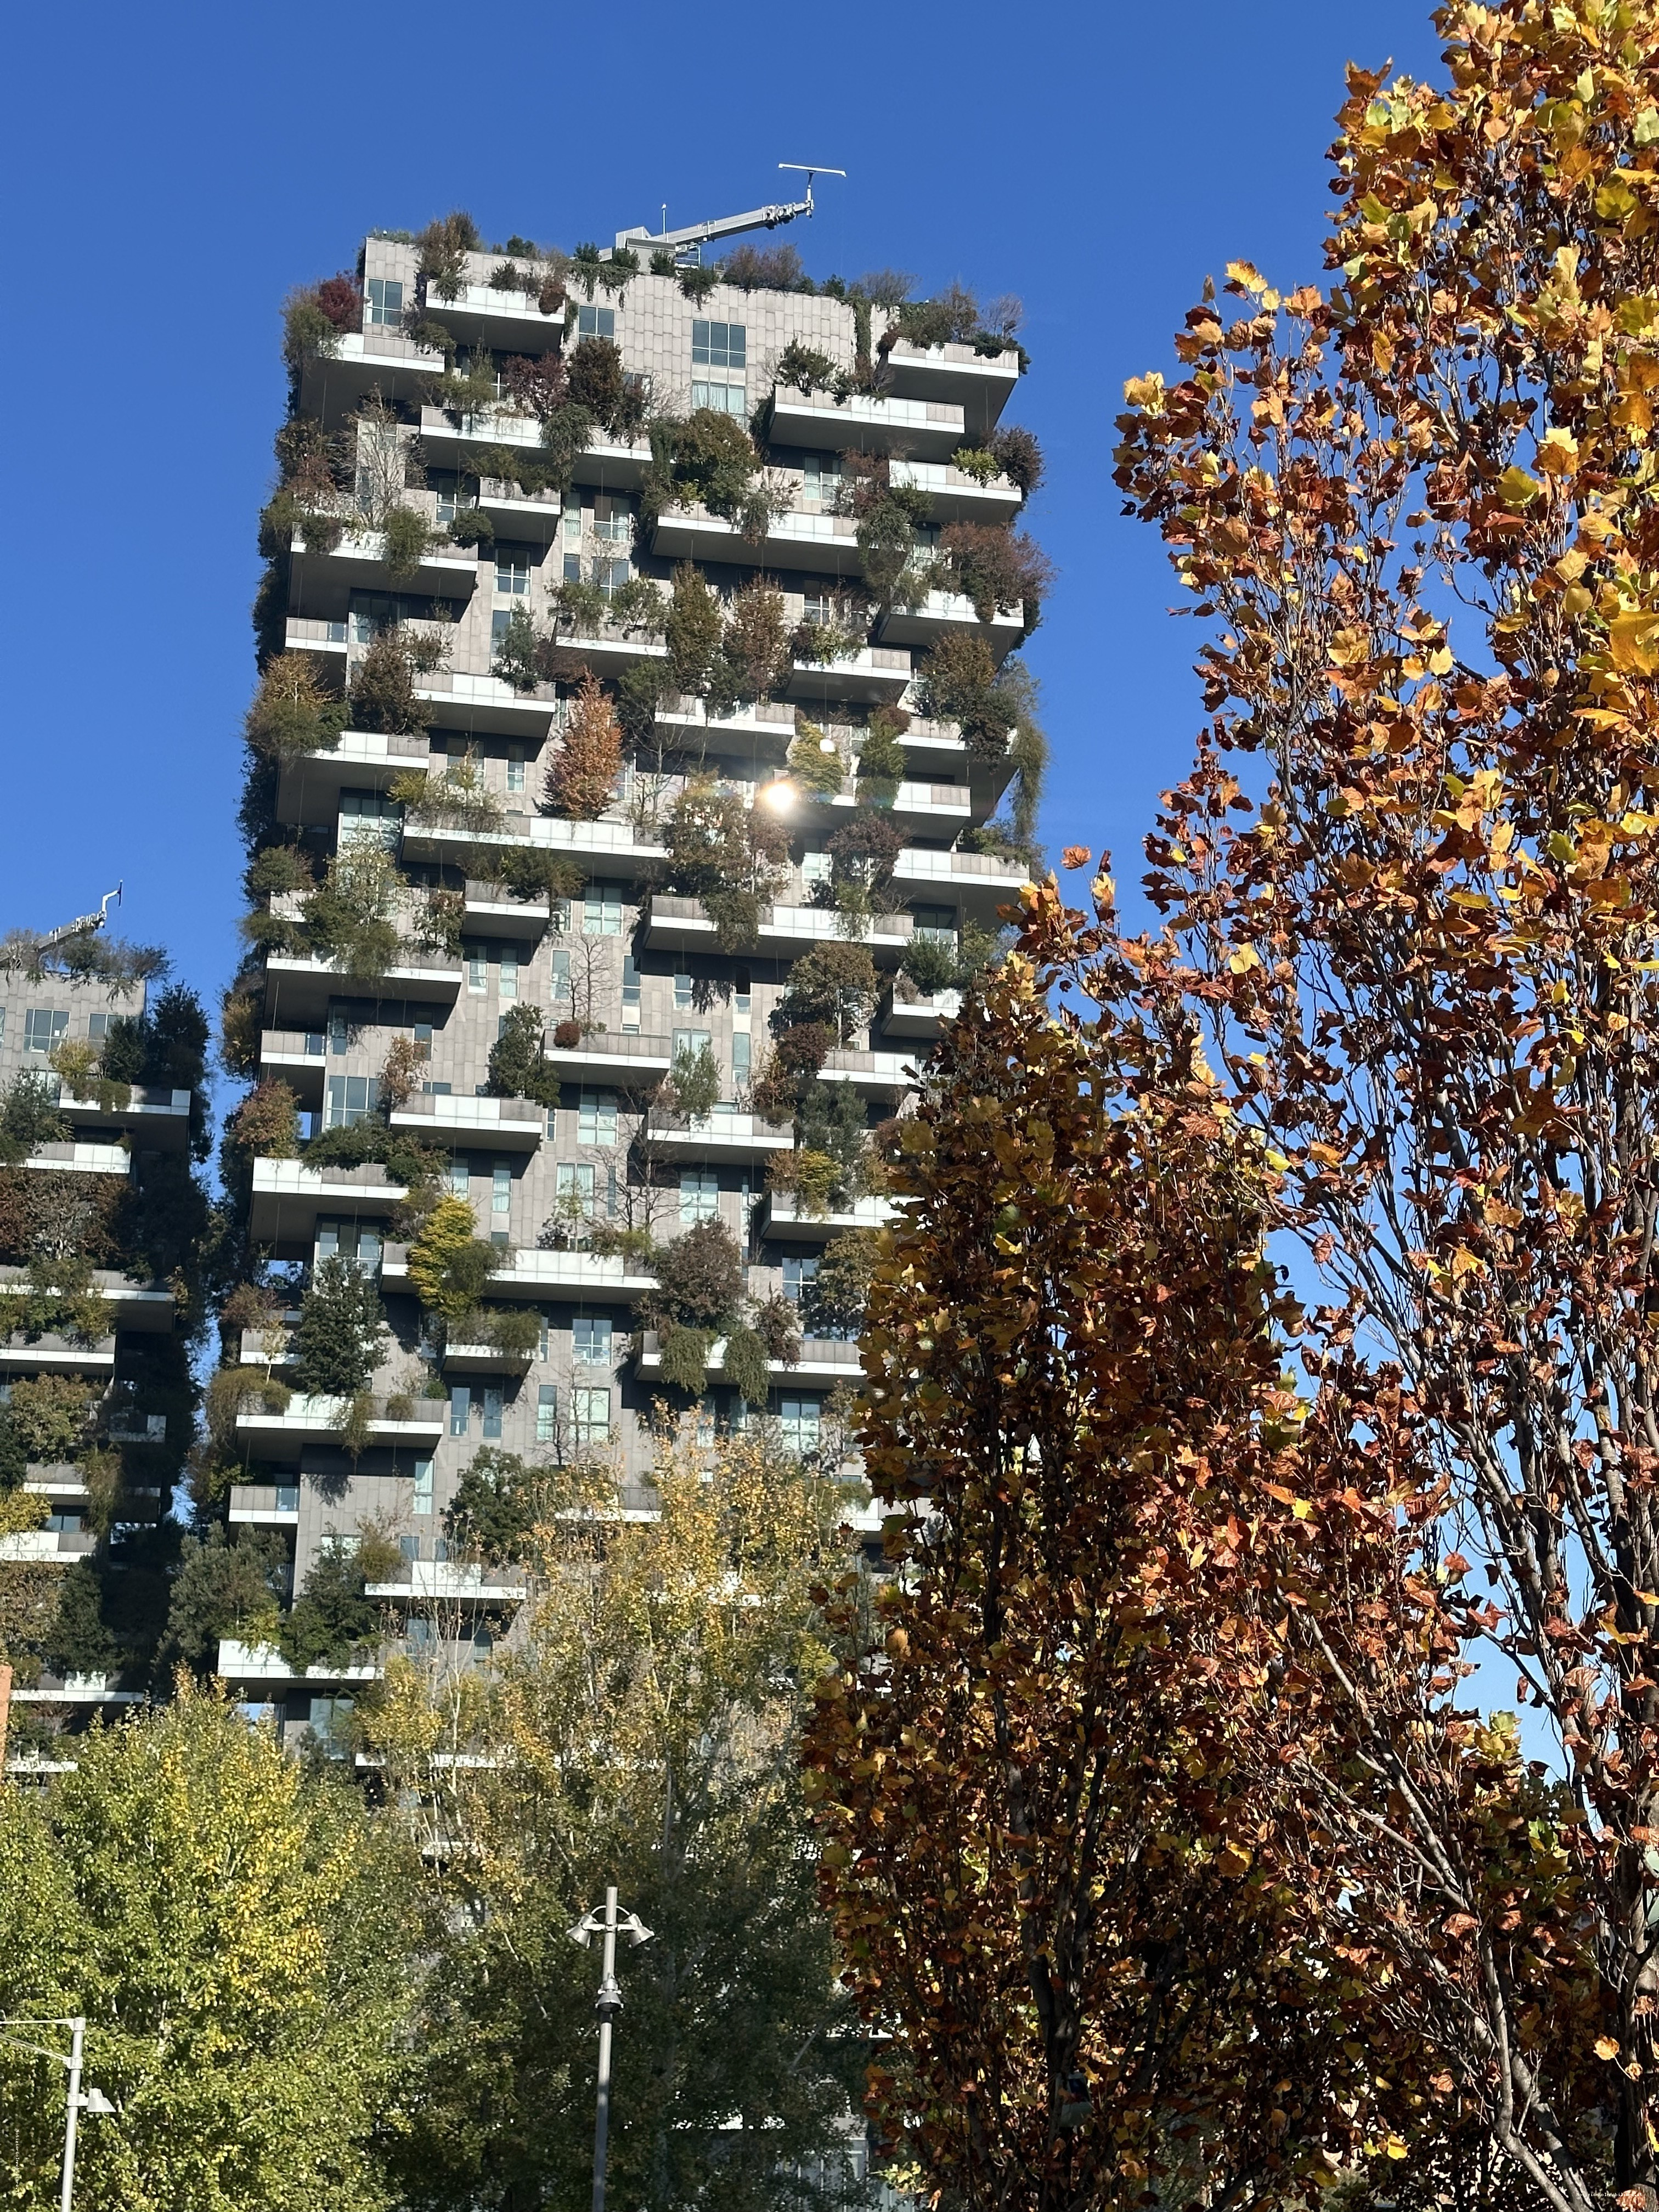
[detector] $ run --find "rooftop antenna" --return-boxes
[610,166,846,260]
[37,885,121,956]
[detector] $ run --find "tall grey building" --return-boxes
[218,207,1045,1735]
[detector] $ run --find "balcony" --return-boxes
[891,847,1032,924]
[634,1330,864,1385]
[381,1243,657,1300]
[463,879,551,938]
[419,409,654,491]
[883,986,962,1039]
[769,388,965,460]
[229,1481,302,1527]
[757,1193,898,1242]
[258,1028,326,1106]
[11,1673,145,1708]
[415,668,560,738]
[53,1084,192,1153]
[21,1142,129,1179]
[650,505,864,577]
[817,1049,921,1096]
[540,1031,673,1086]
[283,614,349,663]
[235,1392,445,1462]
[290,526,479,602]
[298,329,448,424]
[875,592,1028,659]
[0,1268,177,1334]
[248,1158,408,1255]
[640,1108,794,1163]
[389,1091,545,1151]
[888,459,1023,523]
[474,479,567,545]
[416,283,566,349]
[262,951,463,1027]
[642,895,913,965]
[0,1526,99,1561]
[785,645,911,706]
[400,809,664,873]
[652,697,797,758]
[365,1560,527,1603]
[275,729,431,830]
[795,781,973,838]
[877,339,1023,436]
[440,1338,535,1375]
[217,1638,382,1688]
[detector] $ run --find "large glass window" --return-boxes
[449,1385,471,1436]
[782,1254,819,1306]
[780,1398,821,1455]
[911,904,958,945]
[22,1009,67,1056]
[317,1219,384,1268]
[621,956,641,1029]
[482,1386,503,1440]
[679,1167,719,1224]
[578,1089,618,1146]
[550,949,573,1001]
[557,1161,597,1218]
[691,379,746,416]
[583,883,623,936]
[365,277,403,328]
[412,1457,434,1514]
[572,1386,612,1447]
[537,1384,558,1444]
[692,320,746,371]
[802,455,842,509]
[577,305,615,340]
[495,551,531,596]
[594,494,632,545]
[573,1316,613,1367]
[339,791,402,850]
[325,1074,379,1128]
[492,1159,512,1216]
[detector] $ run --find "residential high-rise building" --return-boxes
[216,208,1046,1738]
[0,927,210,1761]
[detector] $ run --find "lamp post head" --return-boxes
[77,2089,115,2118]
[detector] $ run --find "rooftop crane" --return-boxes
[608,163,845,262]
[36,885,122,955]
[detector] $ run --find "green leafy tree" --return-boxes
[0,1690,415,2212]
[156,1526,289,1678]
[293,1256,386,1396]
[279,1528,404,1673]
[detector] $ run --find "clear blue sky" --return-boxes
[1,0,1443,1060]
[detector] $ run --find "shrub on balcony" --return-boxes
[0,1375,94,1469]
[677,264,720,304]
[292,1257,386,1397]
[551,578,609,636]
[991,424,1044,495]
[827,808,905,901]
[0,1073,67,1167]
[239,907,306,959]
[779,941,879,1041]
[771,1022,835,1079]
[490,601,541,693]
[488,1007,560,1110]
[418,210,480,292]
[407,1195,505,1324]
[448,506,494,548]
[753,1291,802,1365]
[244,845,314,899]
[390,754,505,834]
[615,658,669,746]
[663,783,788,933]
[649,409,761,523]
[950,445,1000,484]
[279,1525,405,1672]
[469,1305,541,1359]
[302,845,405,981]
[537,402,597,492]
[261,487,347,559]
[302,1123,444,1221]
[607,577,667,637]
[281,287,341,379]
[747,1054,799,1126]
[799,1079,871,1200]
[721,1325,772,1408]
[658,1324,716,1396]
[776,341,837,394]
[664,562,724,694]
[414,889,465,958]
[800,1230,876,1336]
[936,522,1053,625]
[787,720,844,797]
[227,1080,300,1165]
[639,1218,744,1336]
[915,634,1017,759]
[245,655,349,764]
[348,630,432,735]
[899,932,960,996]
[856,712,906,802]
[660,1043,721,1122]
[721,242,805,291]
[155,1526,287,1678]
[714,578,793,706]
[381,504,443,583]
[565,337,636,434]
[495,848,582,904]
[444,1447,547,1566]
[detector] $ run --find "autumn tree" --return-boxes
[545,670,622,819]
[359,1424,875,2212]
[0,1688,415,2211]
[1096,4,1659,2202]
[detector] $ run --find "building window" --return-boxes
[482,1386,503,1440]
[621,956,641,1028]
[537,1384,558,1443]
[595,556,630,600]
[733,968,751,1014]
[431,471,462,523]
[492,1159,512,1216]
[573,1316,613,1367]
[673,1026,712,1062]
[673,971,693,1011]
[550,949,573,1001]
[802,455,842,509]
[449,1155,471,1197]
[563,495,583,545]
[325,1074,380,1128]
[495,551,531,596]
[577,305,616,340]
[679,1167,719,1224]
[691,378,746,416]
[562,551,583,583]
[780,1398,821,1454]
[782,1254,819,1306]
[413,1457,434,1514]
[317,1219,382,1268]
[328,1011,351,1056]
[22,1009,67,1056]
[399,1534,420,1564]
[583,882,623,936]
[731,1032,751,1094]
[911,904,958,945]
[467,949,487,993]
[557,1161,597,1220]
[800,850,833,892]
[87,1013,109,1042]
[594,494,632,545]
[692,320,746,371]
[506,746,526,794]
[365,276,403,328]
[578,1089,618,1146]
[449,1385,471,1436]
[340,791,402,849]
[572,1386,612,1448]
[499,949,518,1000]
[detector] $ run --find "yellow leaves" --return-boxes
[1608,610,1659,674]
[1328,627,1372,668]
[1496,464,1544,509]
[1537,426,1581,475]
[1122,371,1166,415]
[1598,2035,1622,2060]
[1226,259,1282,310]
[1228,944,1263,975]
[1384,2137,1409,2160]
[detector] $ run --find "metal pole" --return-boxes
[591,1887,619,2212]
[59,2016,83,2212]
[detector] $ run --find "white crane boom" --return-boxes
[37,886,121,954]
[610,165,845,261]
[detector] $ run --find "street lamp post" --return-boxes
[0,2016,115,2212]
[569,1889,653,2212]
